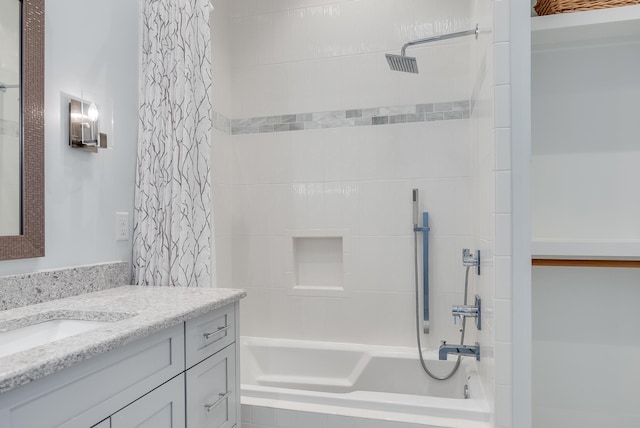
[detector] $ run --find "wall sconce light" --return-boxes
[69,96,107,153]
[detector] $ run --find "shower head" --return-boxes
[386,53,419,74]
[386,25,480,74]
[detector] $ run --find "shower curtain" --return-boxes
[132,0,215,287]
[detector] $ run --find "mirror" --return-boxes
[0,0,44,260]
[0,0,21,236]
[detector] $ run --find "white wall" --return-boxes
[531,32,640,428]
[0,0,139,276]
[533,267,640,428]
[532,42,640,242]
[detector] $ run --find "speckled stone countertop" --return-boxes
[0,286,246,394]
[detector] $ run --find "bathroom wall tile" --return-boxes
[494,0,510,43]
[494,42,510,85]
[214,234,232,287]
[495,341,512,386]
[275,409,301,428]
[289,131,326,183]
[289,1,398,62]
[242,404,253,424]
[495,384,513,428]
[495,171,511,214]
[253,406,277,426]
[243,0,279,16]
[326,414,357,428]
[494,256,512,300]
[495,214,511,256]
[494,85,511,128]
[351,236,414,293]
[224,0,488,354]
[495,298,512,343]
[321,181,361,233]
[300,411,328,428]
[495,127,511,171]
[272,10,291,63]
[231,17,252,69]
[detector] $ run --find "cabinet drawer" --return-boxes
[186,344,236,428]
[185,305,235,368]
[111,374,185,428]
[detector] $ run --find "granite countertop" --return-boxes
[0,286,246,394]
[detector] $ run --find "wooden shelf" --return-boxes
[532,239,640,260]
[532,259,640,268]
[532,5,640,48]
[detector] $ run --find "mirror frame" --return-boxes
[0,0,44,260]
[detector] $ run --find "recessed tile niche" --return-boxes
[286,230,351,297]
[293,237,343,289]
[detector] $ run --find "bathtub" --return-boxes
[240,337,490,427]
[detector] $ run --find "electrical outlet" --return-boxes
[115,212,129,241]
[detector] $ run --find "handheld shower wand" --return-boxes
[412,189,419,229]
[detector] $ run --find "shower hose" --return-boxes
[413,231,470,380]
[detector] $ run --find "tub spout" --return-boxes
[438,341,480,361]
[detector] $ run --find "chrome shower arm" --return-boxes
[400,25,479,56]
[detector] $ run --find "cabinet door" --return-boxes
[92,420,111,428]
[111,375,185,428]
[186,344,236,428]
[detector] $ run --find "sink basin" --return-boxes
[0,319,110,359]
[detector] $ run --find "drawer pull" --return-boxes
[204,390,233,412]
[203,325,232,340]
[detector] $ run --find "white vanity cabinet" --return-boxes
[0,301,240,428]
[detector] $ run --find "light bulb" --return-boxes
[87,102,99,122]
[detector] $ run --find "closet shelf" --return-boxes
[532,239,640,260]
[532,4,640,48]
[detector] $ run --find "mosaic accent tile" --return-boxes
[426,112,444,121]
[220,99,474,136]
[390,114,407,124]
[406,113,425,123]
[416,103,434,113]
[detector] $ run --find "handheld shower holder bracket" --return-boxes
[462,249,481,276]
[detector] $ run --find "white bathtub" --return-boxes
[241,337,490,427]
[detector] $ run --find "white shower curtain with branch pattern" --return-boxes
[133,0,215,287]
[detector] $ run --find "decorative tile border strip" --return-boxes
[0,119,19,138]
[213,111,231,134]
[221,100,471,136]
[0,261,130,311]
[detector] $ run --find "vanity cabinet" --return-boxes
[0,302,239,428]
[186,345,236,428]
[111,375,186,428]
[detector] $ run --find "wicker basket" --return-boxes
[534,0,640,15]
